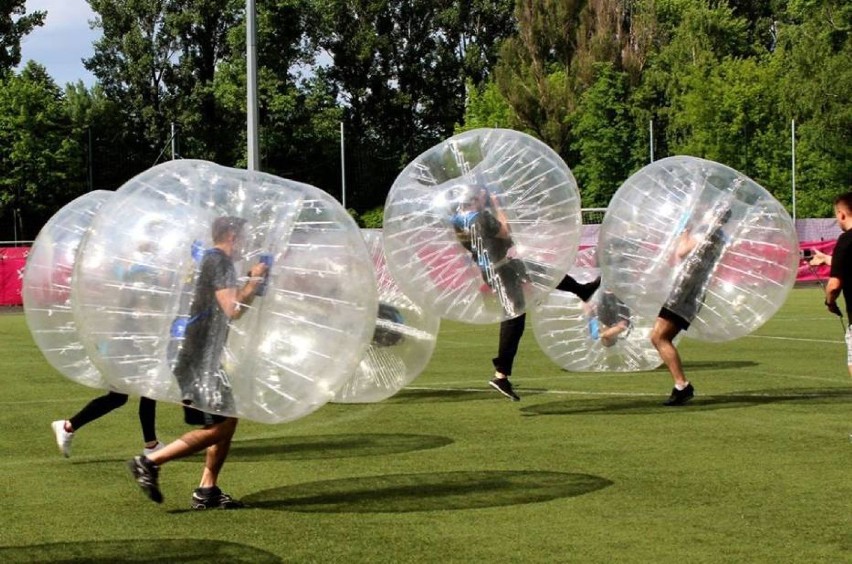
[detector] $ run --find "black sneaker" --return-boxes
[489,377,521,401]
[663,383,695,406]
[191,487,245,510]
[578,276,602,302]
[127,455,163,503]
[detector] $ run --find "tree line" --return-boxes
[0,0,848,241]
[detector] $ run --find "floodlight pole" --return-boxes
[649,119,654,163]
[246,0,259,171]
[791,118,797,223]
[340,122,347,209]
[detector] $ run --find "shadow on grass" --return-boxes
[239,470,612,513]
[383,388,497,403]
[227,433,453,461]
[679,360,760,372]
[521,387,852,416]
[0,539,281,563]
[71,434,453,465]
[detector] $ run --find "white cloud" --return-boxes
[18,0,99,86]
[26,0,95,30]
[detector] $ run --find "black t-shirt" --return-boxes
[598,291,631,327]
[452,209,513,266]
[829,230,852,320]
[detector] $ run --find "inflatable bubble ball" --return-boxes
[383,128,582,324]
[333,229,441,403]
[597,156,798,342]
[23,191,114,389]
[71,160,378,424]
[532,248,671,372]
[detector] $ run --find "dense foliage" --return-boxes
[0,0,848,239]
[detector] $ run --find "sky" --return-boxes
[17,0,100,87]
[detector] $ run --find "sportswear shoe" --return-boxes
[663,383,695,406]
[489,376,521,401]
[191,487,245,510]
[578,276,602,302]
[127,455,163,503]
[51,420,74,458]
[143,441,166,457]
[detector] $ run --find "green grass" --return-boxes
[1,287,850,563]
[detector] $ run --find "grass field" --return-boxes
[1,287,850,563]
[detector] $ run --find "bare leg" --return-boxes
[199,428,236,488]
[147,417,238,471]
[651,317,687,387]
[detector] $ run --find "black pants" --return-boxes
[69,392,157,443]
[492,275,599,376]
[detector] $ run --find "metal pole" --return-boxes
[340,122,346,209]
[87,127,93,191]
[246,0,259,171]
[791,119,797,223]
[170,122,176,160]
[649,119,654,163]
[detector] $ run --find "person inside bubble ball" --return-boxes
[127,215,268,509]
[588,289,632,348]
[52,239,167,459]
[489,274,602,400]
[812,192,852,378]
[651,200,734,406]
[449,183,528,317]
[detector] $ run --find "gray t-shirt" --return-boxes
[174,248,237,405]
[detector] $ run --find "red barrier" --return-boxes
[797,240,834,282]
[0,239,836,309]
[0,247,29,306]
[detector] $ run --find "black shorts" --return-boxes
[658,307,690,331]
[183,405,228,426]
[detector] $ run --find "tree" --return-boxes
[494,0,658,158]
[0,0,45,76]
[168,0,243,162]
[0,63,81,240]
[85,0,184,166]
[571,63,633,207]
[774,0,851,217]
[308,0,516,209]
[455,79,521,133]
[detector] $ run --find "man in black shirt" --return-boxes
[820,192,852,378]
[128,216,267,509]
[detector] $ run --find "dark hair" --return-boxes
[834,192,852,212]
[212,216,247,243]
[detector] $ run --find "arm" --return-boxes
[488,192,511,239]
[824,276,842,316]
[215,262,268,319]
[600,321,629,340]
[809,249,831,266]
[674,229,697,260]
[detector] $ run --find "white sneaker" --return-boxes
[51,420,74,458]
[143,441,166,457]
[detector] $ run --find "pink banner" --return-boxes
[0,239,837,309]
[797,240,834,282]
[0,247,29,306]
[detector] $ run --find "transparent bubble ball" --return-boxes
[71,160,378,424]
[333,229,440,403]
[597,156,798,342]
[23,191,113,389]
[531,248,669,372]
[383,128,582,324]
